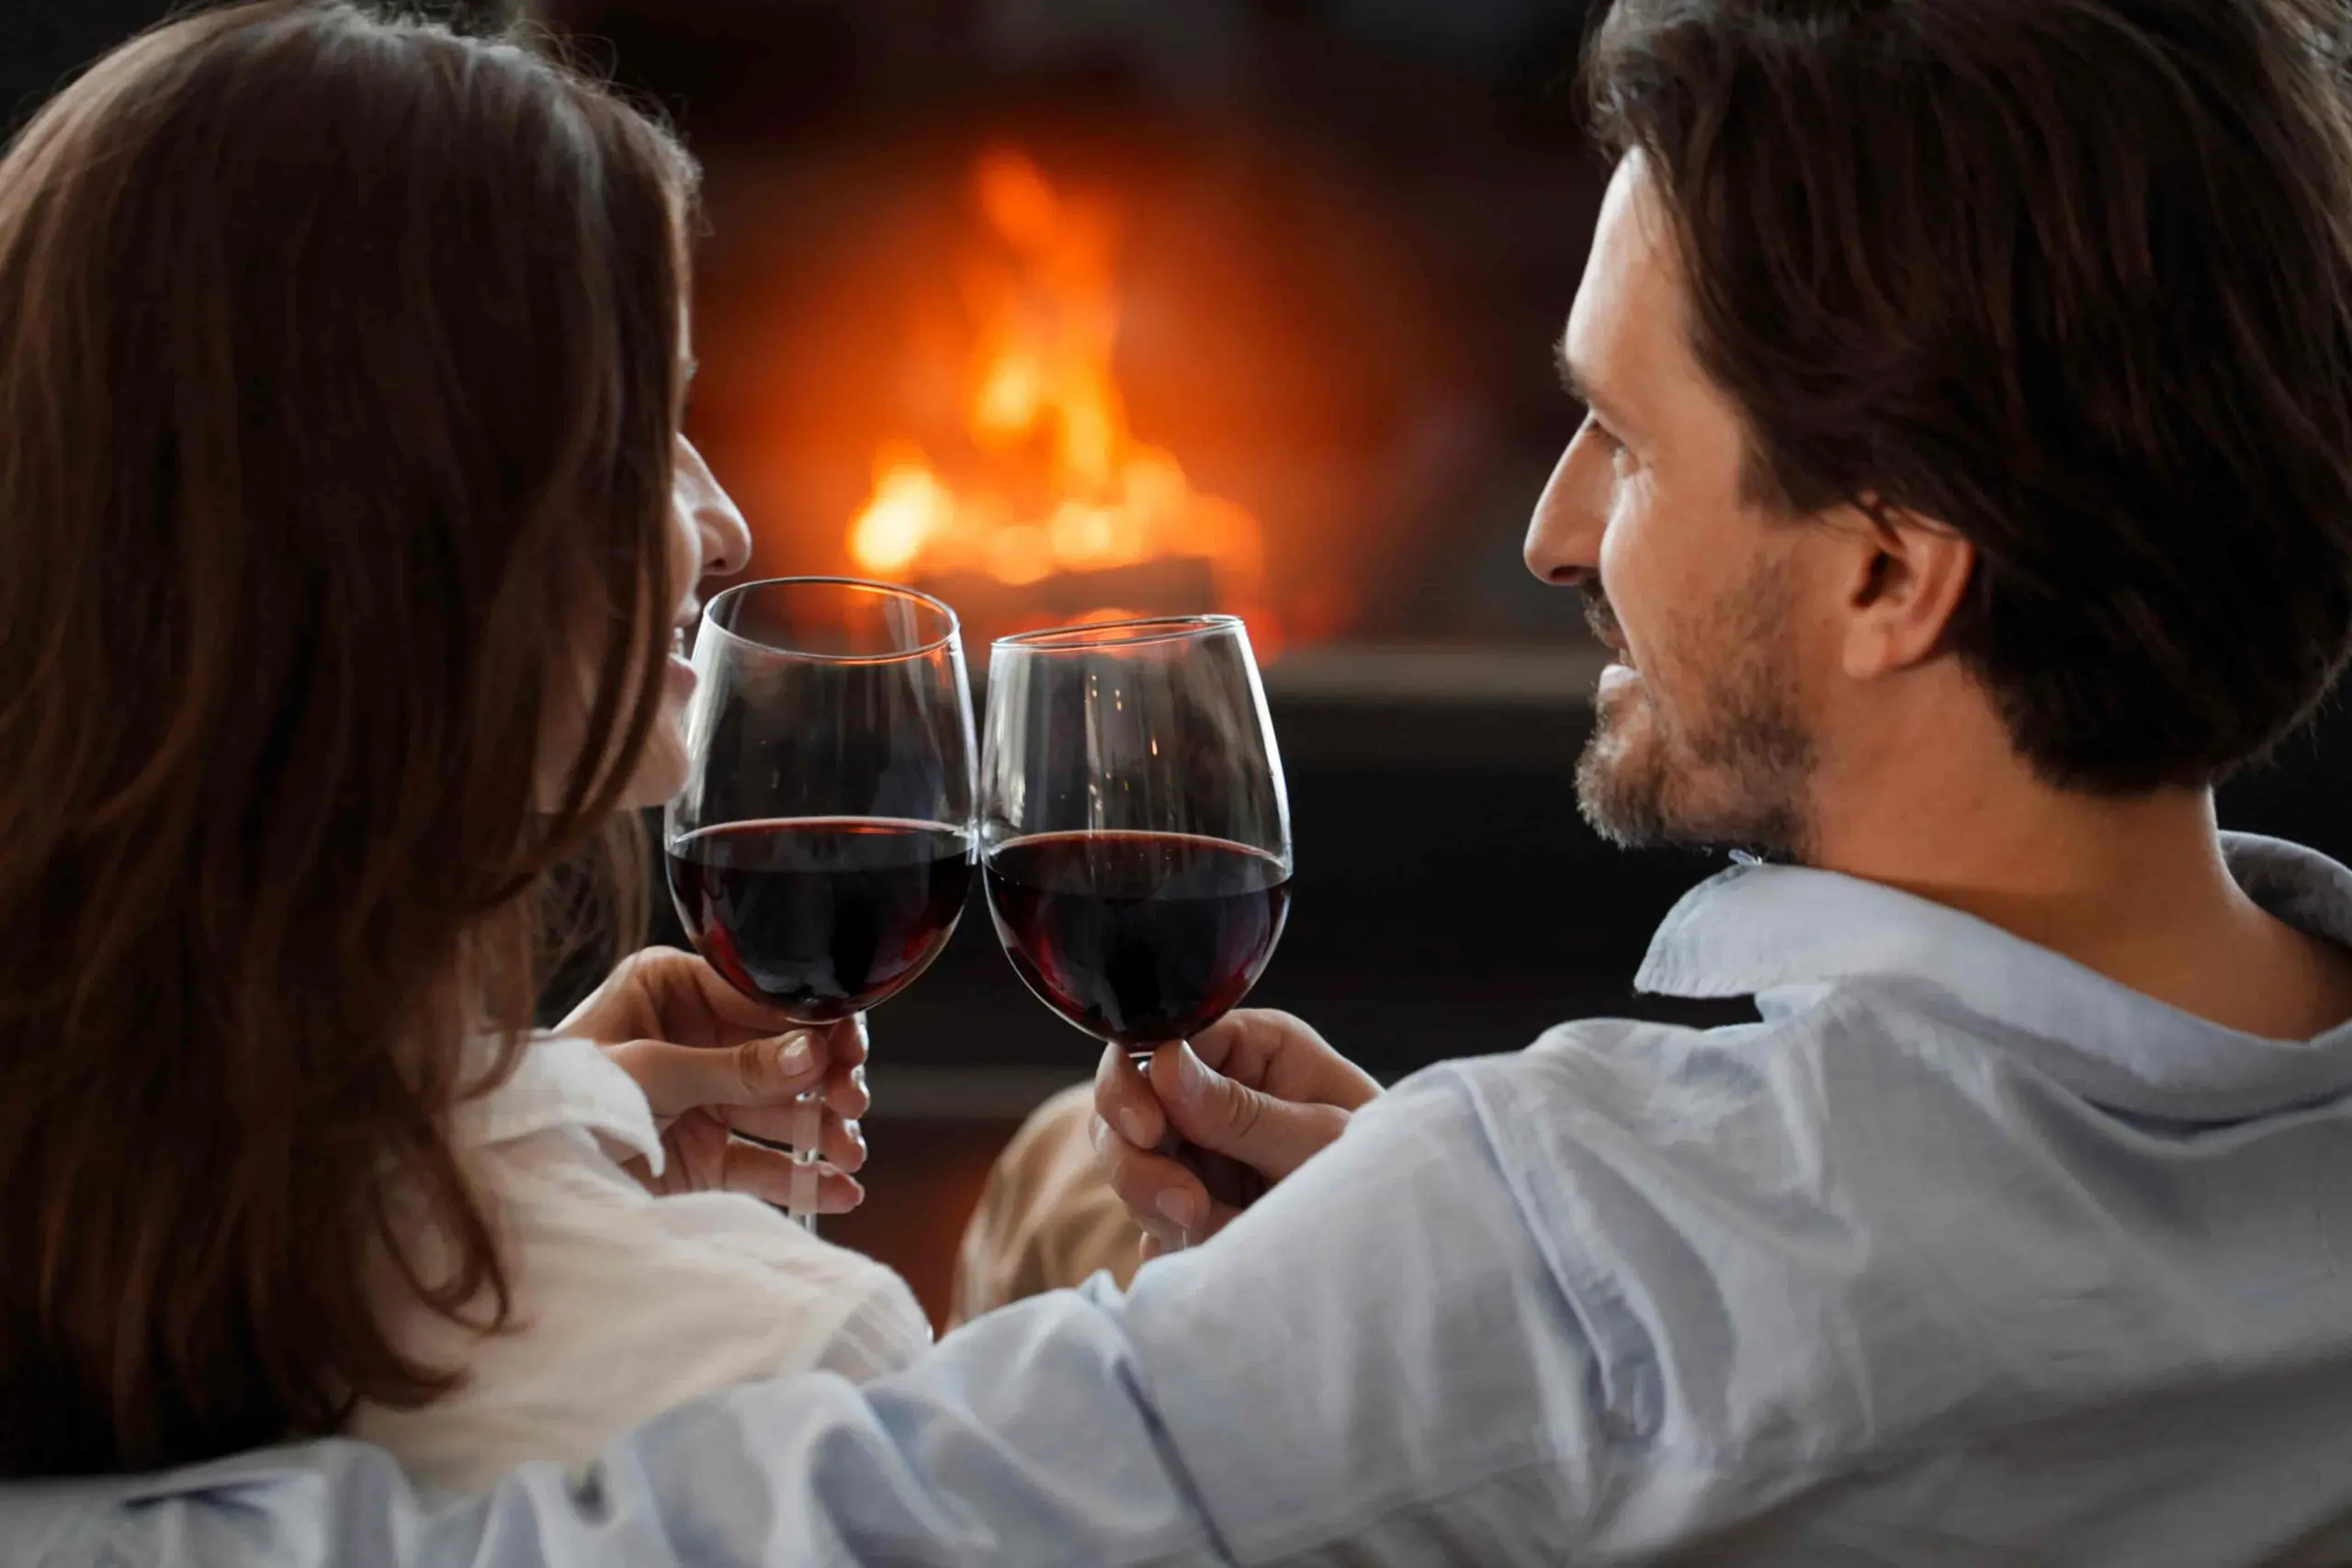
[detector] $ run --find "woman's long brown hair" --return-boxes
[0,2,693,1474]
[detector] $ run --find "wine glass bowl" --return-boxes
[666,816,972,1021]
[980,615,1292,1054]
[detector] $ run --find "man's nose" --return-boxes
[1522,432,1609,588]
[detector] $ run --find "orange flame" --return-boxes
[846,151,1266,624]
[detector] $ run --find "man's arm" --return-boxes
[63,1066,1616,1568]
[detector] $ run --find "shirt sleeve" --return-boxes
[806,1266,933,1385]
[347,1122,933,1496]
[107,1067,1624,1566]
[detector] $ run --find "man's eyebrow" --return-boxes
[1554,336,1630,430]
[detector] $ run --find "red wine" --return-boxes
[984,830,1291,1045]
[667,818,974,1021]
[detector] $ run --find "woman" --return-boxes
[0,0,930,1492]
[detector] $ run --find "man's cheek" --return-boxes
[1594,499,1644,603]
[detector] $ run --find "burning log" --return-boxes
[843,149,1271,649]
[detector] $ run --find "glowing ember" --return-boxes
[846,150,1267,630]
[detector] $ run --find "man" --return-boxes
[16,0,2352,1562]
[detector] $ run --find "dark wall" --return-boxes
[1,0,160,133]
[4,1,536,137]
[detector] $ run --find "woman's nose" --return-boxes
[678,438,752,579]
[1523,432,1609,588]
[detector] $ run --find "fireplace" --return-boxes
[547,0,1611,669]
[518,0,1691,1100]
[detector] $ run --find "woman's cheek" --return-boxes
[617,688,693,810]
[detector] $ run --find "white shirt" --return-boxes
[345,1035,932,1497]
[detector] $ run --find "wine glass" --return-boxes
[666,577,977,1230]
[978,615,1293,1113]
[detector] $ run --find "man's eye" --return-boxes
[1588,418,1634,476]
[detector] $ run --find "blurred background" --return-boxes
[12,0,2352,1319]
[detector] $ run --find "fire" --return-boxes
[846,150,1267,630]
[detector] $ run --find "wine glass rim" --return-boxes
[700,576,962,663]
[993,613,1246,653]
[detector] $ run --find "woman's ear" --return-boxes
[1836,503,1974,681]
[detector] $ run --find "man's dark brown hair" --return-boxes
[1584,0,2352,791]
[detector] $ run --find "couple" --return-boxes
[9,0,2352,1562]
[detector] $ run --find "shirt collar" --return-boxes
[1634,831,2352,1121]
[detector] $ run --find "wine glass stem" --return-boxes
[788,1088,825,1234]
[1128,1046,1189,1158]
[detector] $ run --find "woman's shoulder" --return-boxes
[458,1036,924,1334]
[355,1033,932,1495]
[447,1033,664,1166]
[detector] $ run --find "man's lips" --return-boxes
[1583,604,1639,710]
[1580,587,1634,669]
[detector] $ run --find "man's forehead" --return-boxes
[1561,156,1685,417]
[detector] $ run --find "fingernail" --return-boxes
[779,1035,814,1075]
[1157,1189,1202,1231]
[845,1119,865,1155]
[1119,1108,1150,1147]
[851,1063,867,1093]
[1176,1043,1209,1098]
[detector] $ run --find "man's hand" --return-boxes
[560,947,870,1213]
[1091,1010,1380,1258]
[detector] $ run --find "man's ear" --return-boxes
[1835,503,1973,680]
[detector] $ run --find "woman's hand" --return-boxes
[1091,1010,1381,1258]
[559,947,870,1213]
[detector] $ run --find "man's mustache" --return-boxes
[1581,582,1623,650]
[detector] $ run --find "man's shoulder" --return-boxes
[1388,981,2083,1259]
[1358,976,2352,1479]
[1404,975,2006,1135]
[1387,998,1807,1141]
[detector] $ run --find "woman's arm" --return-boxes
[85,1068,1600,1565]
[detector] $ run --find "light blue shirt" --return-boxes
[14,832,2352,1565]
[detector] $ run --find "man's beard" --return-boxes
[1575,566,1815,860]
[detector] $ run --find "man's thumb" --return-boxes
[1151,1041,1348,1180]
